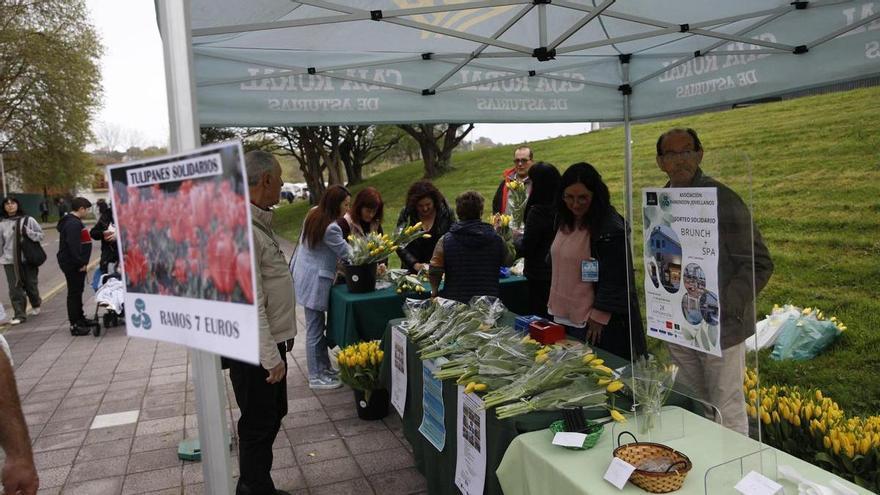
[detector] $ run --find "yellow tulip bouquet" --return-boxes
[744,369,879,491]
[348,223,430,266]
[505,179,527,229]
[336,340,384,401]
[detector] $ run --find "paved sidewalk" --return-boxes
[1,285,427,494]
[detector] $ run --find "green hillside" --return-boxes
[274,86,880,416]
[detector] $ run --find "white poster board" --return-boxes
[107,141,259,364]
[390,325,407,417]
[455,385,487,495]
[643,188,722,356]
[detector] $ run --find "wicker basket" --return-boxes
[548,419,603,450]
[612,432,692,493]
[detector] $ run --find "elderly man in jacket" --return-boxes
[656,128,773,436]
[227,150,297,495]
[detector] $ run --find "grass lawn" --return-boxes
[274,86,880,417]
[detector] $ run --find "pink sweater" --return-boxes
[547,227,611,328]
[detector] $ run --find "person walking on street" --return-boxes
[0,197,44,324]
[227,150,297,495]
[57,197,94,336]
[38,198,50,223]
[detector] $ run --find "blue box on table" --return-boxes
[514,315,545,333]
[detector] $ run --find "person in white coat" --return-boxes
[292,185,352,390]
[0,197,44,324]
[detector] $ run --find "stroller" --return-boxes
[91,265,125,337]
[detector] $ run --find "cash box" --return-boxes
[529,321,565,345]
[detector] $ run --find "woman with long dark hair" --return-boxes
[0,197,44,324]
[395,180,455,273]
[548,163,646,360]
[292,185,352,389]
[514,162,560,319]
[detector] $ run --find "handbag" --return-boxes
[17,217,47,267]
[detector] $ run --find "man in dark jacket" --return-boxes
[429,191,513,303]
[656,128,773,436]
[57,197,94,335]
[89,200,118,273]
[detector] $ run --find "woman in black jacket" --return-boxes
[395,180,455,273]
[514,162,560,319]
[89,200,119,273]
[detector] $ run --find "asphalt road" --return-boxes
[0,222,101,320]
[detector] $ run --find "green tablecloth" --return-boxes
[328,276,529,348]
[497,406,871,495]
[380,317,697,495]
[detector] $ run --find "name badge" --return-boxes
[581,259,599,282]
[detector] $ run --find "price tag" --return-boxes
[552,432,587,448]
[734,471,783,495]
[603,457,636,490]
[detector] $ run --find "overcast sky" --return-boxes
[85,0,592,150]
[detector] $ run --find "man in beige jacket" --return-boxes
[228,150,297,495]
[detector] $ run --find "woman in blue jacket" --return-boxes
[292,185,352,390]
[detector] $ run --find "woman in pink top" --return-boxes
[548,163,647,360]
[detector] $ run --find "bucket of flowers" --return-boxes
[344,223,430,293]
[336,340,388,420]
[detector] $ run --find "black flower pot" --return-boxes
[345,263,378,293]
[354,388,390,420]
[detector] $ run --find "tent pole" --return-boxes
[157,1,234,493]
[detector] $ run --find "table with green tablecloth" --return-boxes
[497,406,871,495]
[327,276,529,348]
[380,317,697,495]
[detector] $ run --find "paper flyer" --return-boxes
[107,141,259,364]
[643,188,722,356]
[390,325,408,418]
[419,359,446,451]
[454,386,487,495]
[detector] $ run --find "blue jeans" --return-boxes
[304,307,332,379]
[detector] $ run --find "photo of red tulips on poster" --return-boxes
[109,144,254,305]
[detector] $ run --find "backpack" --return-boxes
[16,217,47,266]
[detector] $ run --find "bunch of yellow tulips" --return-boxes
[744,369,878,490]
[336,340,384,397]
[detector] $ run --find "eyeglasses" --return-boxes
[563,194,591,205]
[513,158,531,164]
[660,150,699,161]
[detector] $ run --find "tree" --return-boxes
[1,0,103,190]
[398,124,474,178]
[339,125,401,185]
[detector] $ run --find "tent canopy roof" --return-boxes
[189,0,880,126]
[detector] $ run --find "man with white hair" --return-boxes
[225,150,297,495]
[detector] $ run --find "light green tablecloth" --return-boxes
[497,406,870,495]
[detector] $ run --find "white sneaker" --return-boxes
[308,375,342,390]
[31,307,40,315]
[10,319,22,325]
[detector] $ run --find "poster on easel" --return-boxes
[107,141,259,364]
[643,188,722,356]
[390,325,407,417]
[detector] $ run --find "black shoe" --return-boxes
[70,324,91,336]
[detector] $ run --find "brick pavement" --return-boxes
[1,285,427,494]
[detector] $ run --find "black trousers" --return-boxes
[228,344,288,495]
[526,277,551,320]
[62,267,86,325]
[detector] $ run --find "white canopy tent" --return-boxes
[156,1,880,492]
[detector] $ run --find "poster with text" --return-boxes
[643,188,721,356]
[419,359,446,452]
[391,325,408,418]
[454,386,486,495]
[107,141,259,364]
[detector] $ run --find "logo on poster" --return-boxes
[660,193,672,209]
[131,298,152,330]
